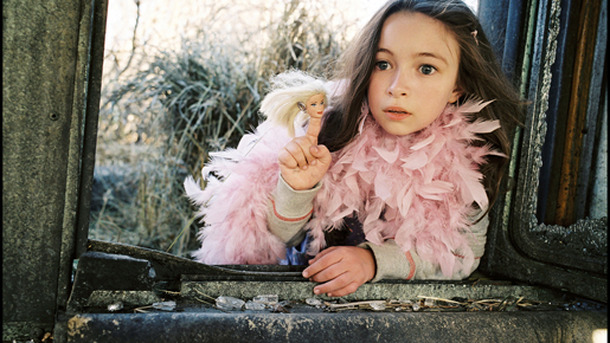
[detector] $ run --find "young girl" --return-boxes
[185,0,522,298]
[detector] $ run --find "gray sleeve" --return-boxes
[358,240,413,282]
[359,210,489,282]
[413,211,488,280]
[267,175,321,246]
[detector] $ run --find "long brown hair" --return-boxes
[319,0,523,209]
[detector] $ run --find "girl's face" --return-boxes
[367,11,461,136]
[305,93,326,119]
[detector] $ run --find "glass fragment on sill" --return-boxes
[152,300,176,311]
[215,296,245,311]
[107,301,124,312]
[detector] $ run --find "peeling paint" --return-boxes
[67,315,92,338]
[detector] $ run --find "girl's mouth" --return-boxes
[384,107,411,120]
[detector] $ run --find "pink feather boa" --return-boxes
[185,100,501,276]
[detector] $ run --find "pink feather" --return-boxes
[186,100,501,278]
[373,144,400,163]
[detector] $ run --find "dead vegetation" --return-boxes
[91,0,354,257]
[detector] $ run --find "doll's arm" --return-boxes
[267,174,321,246]
[361,211,489,281]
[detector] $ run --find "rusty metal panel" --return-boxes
[480,0,607,302]
[2,0,107,340]
[554,0,604,225]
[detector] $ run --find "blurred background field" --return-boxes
[90,0,478,258]
[90,0,384,257]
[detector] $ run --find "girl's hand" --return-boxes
[278,115,331,190]
[302,246,376,297]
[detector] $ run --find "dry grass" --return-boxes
[90,0,353,258]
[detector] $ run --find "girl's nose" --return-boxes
[388,71,409,97]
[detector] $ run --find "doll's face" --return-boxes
[305,93,326,118]
[367,11,461,136]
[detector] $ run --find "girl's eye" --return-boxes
[419,64,437,75]
[375,61,391,71]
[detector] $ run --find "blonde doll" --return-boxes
[259,69,328,138]
[184,70,332,264]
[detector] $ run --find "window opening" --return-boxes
[90,0,388,258]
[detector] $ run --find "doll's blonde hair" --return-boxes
[259,70,328,137]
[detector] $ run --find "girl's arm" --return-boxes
[267,175,375,297]
[270,103,331,245]
[361,212,489,281]
[266,175,321,246]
